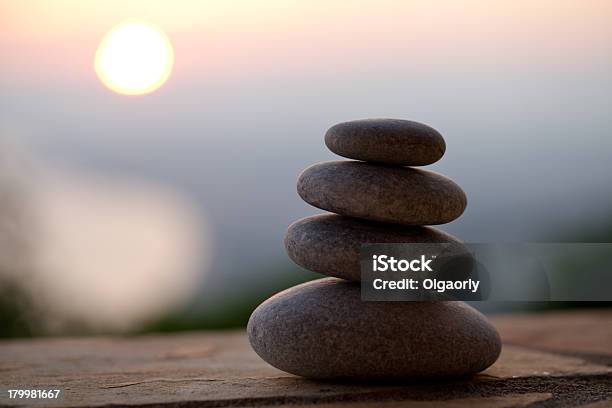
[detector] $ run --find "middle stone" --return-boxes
[297,161,467,226]
[285,214,462,281]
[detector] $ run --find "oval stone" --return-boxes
[297,161,467,225]
[248,278,501,379]
[325,119,446,166]
[285,214,462,281]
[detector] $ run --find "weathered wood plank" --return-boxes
[0,311,611,407]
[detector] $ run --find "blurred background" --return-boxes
[1,0,611,338]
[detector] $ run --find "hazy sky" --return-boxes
[2,1,612,310]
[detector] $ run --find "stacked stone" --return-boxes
[248,119,501,380]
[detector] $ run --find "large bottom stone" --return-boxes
[247,278,501,380]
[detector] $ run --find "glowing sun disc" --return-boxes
[95,22,174,95]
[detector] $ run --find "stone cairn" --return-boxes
[248,119,501,379]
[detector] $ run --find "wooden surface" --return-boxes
[1,310,611,407]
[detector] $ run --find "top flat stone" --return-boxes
[325,119,446,166]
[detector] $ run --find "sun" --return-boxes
[95,22,174,95]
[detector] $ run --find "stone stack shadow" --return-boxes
[248,119,501,380]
